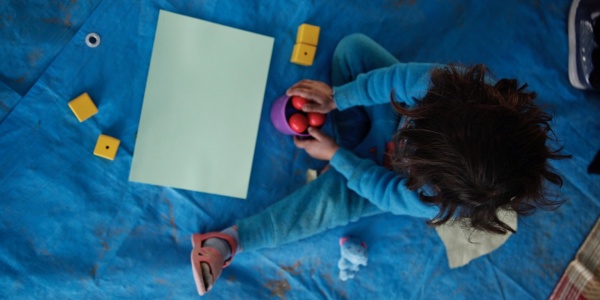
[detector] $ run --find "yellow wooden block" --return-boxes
[94,134,120,160]
[291,43,316,66]
[68,93,98,122]
[296,24,320,46]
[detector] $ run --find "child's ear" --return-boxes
[339,237,349,246]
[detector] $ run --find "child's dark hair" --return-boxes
[391,64,570,234]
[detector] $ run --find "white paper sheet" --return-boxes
[129,10,274,199]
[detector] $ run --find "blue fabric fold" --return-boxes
[0,80,21,124]
[0,0,599,299]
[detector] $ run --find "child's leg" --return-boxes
[191,170,382,294]
[236,169,383,251]
[332,33,400,86]
[331,34,400,150]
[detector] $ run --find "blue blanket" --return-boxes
[1,0,599,299]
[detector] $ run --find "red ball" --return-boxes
[307,112,326,127]
[291,96,308,110]
[288,113,308,133]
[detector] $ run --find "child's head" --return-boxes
[391,64,570,234]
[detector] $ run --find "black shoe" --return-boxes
[568,0,600,90]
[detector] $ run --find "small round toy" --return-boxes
[292,96,308,110]
[289,113,308,133]
[307,112,326,127]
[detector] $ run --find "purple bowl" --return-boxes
[270,95,310,136]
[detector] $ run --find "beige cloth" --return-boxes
[435,209,517,268]
[550,217,600,300]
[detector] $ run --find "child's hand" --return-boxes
[286,80,336,114]
[294,127,340,161]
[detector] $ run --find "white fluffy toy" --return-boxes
[337,236,368,281]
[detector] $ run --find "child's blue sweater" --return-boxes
[330,62,441,219]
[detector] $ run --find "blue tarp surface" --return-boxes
[1,0,599,299]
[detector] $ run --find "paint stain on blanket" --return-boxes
[264,279,291,300]
[14,76,26,84]
[42,15,72,27]
[42,1,75,27]
[89,264,98,278]
[282,261,301,275]
[162,196,178,242]
[321,272,334,286]
[29,49,44,66]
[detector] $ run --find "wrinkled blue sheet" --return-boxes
[1,0,599,299]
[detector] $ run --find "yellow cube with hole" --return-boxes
[291,43,316,66]
[296,24,320,46]
[68,93,98,122]
[94,134,120,160]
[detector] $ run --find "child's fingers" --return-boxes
[293,135,313,149]
[293,136,303,148]
[286,80,316,97]
[286,87,312,99]
[302,103,326,113]
[307,127,325,141]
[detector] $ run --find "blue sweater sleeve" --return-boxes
[330,148,439,218]
[332,62,441,110]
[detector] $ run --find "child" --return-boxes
[189,34,569,295]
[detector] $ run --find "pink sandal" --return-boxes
[190,232,238,296]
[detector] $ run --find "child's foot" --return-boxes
[190,227,239,296]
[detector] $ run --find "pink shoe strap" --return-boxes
[191,231,238,267]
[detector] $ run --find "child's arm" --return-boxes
[294,126,437,218]
[333,63,441,110]
[330,147,439,218]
